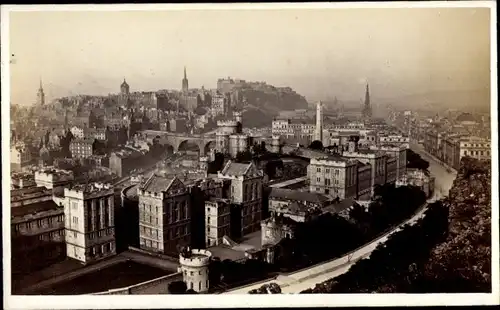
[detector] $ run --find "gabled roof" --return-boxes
[220,160,254,177]
[141,174,185,193]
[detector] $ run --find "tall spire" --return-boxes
[365,84,370,108]
[37,76,45,105]
[363,83,371,119]
[182,66,189,93]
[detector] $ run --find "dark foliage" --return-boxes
[207,152,225,174]
[309,140,324,150]
[168,280,187,294]
[406,149,430,171]
[303,201,449,293]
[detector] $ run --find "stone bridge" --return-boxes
[135,130,216,156]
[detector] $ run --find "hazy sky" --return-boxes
[9,7,491,105]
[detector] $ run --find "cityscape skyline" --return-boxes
[9,7,491,105]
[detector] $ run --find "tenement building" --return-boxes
[369,144,407,180]
[34,168,75,196]
[11,186,65,275]
[64,182,116,264]
[308,156,358,200]
[138,174,191,255]
[217,161,264,235]
[205,198,231,247]
[268,188,331,222]
[341,140,387,196]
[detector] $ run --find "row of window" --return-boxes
[37,229,64,241]
[464,150,490,156]
[88,228,113,239]
[184,269,208,277]
[140,225,190,240]
[89,242,113,256]
[13,215,64,233]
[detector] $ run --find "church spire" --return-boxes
[363,83,372,119]
[37,76,45,105]
[182,66,189,93]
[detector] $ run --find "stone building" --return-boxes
[308,156,358,200]
[217,161,264,235]
[34,168,75,196]
[261,214,296,247]
[355,161,372,200]
[109,147,144,177]
[64,182,116,264]
[205,198,231,247]
[11,143,33,172]
[396,168,435,198]
[342,140,387,196]
[11,187,66,275]
[70,138,95,159]
[138,174,191,255]
[268,188,330,222]
[179,248,211,293]
[11,172,36,189]
[369,144,407,181]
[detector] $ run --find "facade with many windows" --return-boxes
[64,182,116,264]
[138,174,191,255]
[217,161,264,235]
[205,198,231,247]
[11,186,66,275]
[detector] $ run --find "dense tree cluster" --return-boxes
[422,157,491,292]
[308,140,324,150]
[406,149,430,171]
[302,201,449,293]
[209,258,277,293]
[302,157,491,293]
[275,184,426,272]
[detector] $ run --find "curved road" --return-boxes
[225,145,456,294]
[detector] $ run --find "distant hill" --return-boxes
[232,81,308,127]
[379,89,491,114]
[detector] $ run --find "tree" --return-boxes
[235,150,253,163]
[168,281,188,294]
[407,149,430,171]
[309,140,324,150]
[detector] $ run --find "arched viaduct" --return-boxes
[135,130,216,156]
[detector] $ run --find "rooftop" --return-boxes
[12,200,62,218]
[68,182,112,193]
[270,188,331,204]
[220,161,252,177]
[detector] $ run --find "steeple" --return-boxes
[37,77,45,105]
[363,83,372,119]
[182,66,189,93]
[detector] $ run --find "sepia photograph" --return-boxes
[1,1,498,308]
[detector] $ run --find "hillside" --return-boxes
[421,157,491,292]
[231,82,308,127]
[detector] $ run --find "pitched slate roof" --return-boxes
[220,160,252,177]
[141,174,183,193]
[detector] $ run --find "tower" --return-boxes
[120,78,130,95]
[363,84,372,119]
[182,66,189,94]
[314,101,323,142]
[179,248,211,293]
[37,78,45,106]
